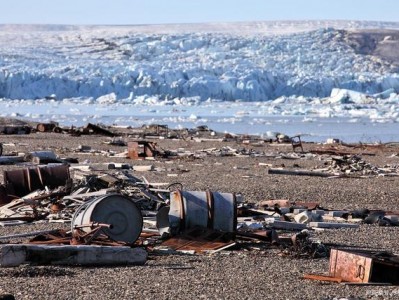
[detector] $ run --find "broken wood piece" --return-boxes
[133,165,154,172]
[0,244,147,267]
[268,168,336,177]
[70,163,116,171]
[309,222,359,229]
[267,220,307,230]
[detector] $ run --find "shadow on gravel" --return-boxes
[0,267,75,278]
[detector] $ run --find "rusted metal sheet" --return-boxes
[259,200,291,208]
[259,200,320,210]
[127,142,140,159]
[329,249,373,283]
[329,249,399,284]
[4,164,70,198]
[303,274,343,283]
[161,227,235,253]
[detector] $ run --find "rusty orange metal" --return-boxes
[259,199,291,208]
[4,164,70,198]
[303,274,343,283]
[329,249,399,284]
[161,227,235,253]
[127,141,159,159]
[329,249,373,283]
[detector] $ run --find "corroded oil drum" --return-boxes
[168,190,237,234]
[36,123,56,132]
[72,194,143,244]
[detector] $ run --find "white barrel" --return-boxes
[72,194,143,244]
[168,190,237,234]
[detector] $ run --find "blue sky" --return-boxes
[2,0,398,25]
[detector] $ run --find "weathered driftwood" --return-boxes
[268,168,335,177]
[0,244,147,267]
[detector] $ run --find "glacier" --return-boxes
[1,20,399,142]
[1,21,399,101]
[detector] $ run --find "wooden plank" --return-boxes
[309,222,359,229]
[268,168,335,177]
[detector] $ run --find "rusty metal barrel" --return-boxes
[72,194,143,244]
[36,123,56,132]
[168,190,237,235]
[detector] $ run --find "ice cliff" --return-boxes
[1,21,399,102]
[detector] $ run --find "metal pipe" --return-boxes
[73,222,113,229]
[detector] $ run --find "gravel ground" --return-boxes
[0,132,398,299]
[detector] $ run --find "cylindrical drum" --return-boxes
[36,123,56,132]
[72,194,143,244]
[168,190,237,234]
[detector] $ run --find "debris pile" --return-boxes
[326,155,383,176]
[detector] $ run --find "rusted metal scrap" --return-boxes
[36,123,57,132]
[2,164,71,199]
[127,141,161,159]
[166,190,237,236]
[155,190,238,253]
[329,249,399,284]
[160,227,236,253]
[304,249,399,284]
[258,199,320,210]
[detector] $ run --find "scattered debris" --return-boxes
[0,121,397,280]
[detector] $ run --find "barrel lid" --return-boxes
[74,194,143,244]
